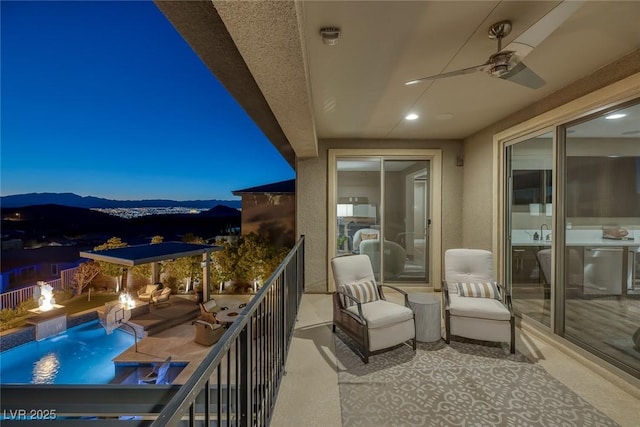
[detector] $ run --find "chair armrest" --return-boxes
[377,284,410,306]
[335,290,366,323]
[496,283,514,313]
[193,319,215,329]
[497,282,511,297]
[442,280,451,310]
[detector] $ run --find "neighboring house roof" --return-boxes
[232,179,295,196]
[1,246,88,272]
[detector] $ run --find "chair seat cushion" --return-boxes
[449,294,511,321]
[346,299,413,329]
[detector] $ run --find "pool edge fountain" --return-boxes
[26,282,67,341]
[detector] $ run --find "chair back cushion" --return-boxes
[338,280,380,307]
[140,284,159,295]
[331,254,375,286]
[202,299,218,312]
[445,249,495,294]
[457,282,500,299]
[155,357,172,384]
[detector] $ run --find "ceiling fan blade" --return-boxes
[502,0,584,61]
[499,62,545,89]
[405,63,488,85]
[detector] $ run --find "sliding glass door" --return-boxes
[560,101,640,375]
[506,132,553,328]
[334,157,430,284]
[502,98,640,377]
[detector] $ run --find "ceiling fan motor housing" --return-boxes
[488,51,515,77]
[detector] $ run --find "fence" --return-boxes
[0,267,77,310]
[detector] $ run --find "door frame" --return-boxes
[328,149,442,292]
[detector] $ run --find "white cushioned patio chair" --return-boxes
[199,298,228,323]
[137,284,159,302]
[443,248,515,353]
[331,254,416,363]
[151,287,171,308]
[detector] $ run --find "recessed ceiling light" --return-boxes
[605,113,627,120]
[405,113,419,121]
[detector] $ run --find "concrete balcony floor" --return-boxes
[271,292,640,427]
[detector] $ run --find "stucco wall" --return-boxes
[461,127,495,251]
[297,138,463,293]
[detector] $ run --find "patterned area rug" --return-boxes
[335,332,618,427]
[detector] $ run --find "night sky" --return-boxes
[1,1,294,201]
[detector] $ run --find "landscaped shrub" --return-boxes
[0,299,38,332]
[211,233,290,294]
[15,298,38,315]
[164,276,179,293]
[54,288,74,303]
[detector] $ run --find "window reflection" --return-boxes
[563,100,640,375]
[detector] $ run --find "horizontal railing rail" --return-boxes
[0,236,305,427]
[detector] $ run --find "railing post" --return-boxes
[239,325,250,427]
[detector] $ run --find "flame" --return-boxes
[119,292,135,309]
[38,281,56,312]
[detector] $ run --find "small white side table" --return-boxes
[408,293,441,342]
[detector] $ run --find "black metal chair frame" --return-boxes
[332,283,416,363]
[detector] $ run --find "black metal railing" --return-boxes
[0,236,305,427]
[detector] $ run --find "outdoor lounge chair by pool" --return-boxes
[193,320,225,346]
[137,284,159,302]
[151,287,171,307]
[138,356,172,385]
[199,299,227,323]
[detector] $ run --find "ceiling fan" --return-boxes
[405,1,583,89]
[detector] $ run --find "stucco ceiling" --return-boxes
[157,1,640,164]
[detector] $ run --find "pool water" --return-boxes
[0,320,135,384]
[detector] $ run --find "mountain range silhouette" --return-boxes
[0,192,241,209]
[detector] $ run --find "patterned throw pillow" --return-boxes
[338,280,380,307]
[457,282,500,299]
[361,233,378,241]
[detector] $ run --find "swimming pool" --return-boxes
[0,320,135,384]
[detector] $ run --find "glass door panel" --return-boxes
[507,132,553,327]
[335,156,431,285]
[336,159,381,279]
[383,159,429,282]
[562,101,640,375]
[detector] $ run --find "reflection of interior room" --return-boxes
[508,102,640,374]
[336,198,378,253]
[336,159,430,283]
